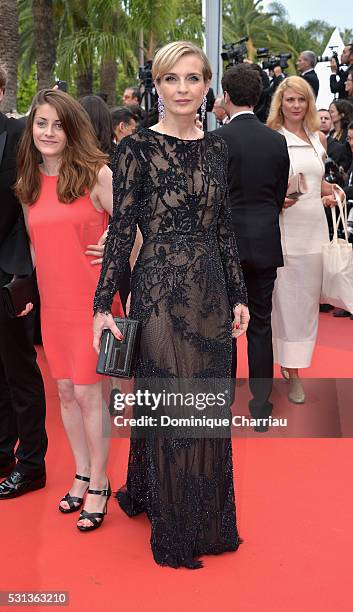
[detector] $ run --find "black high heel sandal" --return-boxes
[59,474,90,514]
[76,481,111,532]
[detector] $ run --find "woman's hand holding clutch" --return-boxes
[284,173,307,209]
[283,196,298,209]
[232,304,250,339]
[93,311,124,354]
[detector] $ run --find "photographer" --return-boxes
[268,66,286,96]
[330,43,353,99]
[256,49,291,105]
[297,51,319,97]
[251,63,272,122]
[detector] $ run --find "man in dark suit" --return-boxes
[330,43,353,99]
[0,65,47,498]
[215,63,289,424]
[297,51,320,98]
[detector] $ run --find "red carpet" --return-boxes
[1,312,353,612]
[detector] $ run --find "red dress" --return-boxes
[28,173,123,384]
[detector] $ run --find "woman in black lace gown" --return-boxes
[93,41,249,569]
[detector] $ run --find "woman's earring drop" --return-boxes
[158,96,165,120]
[200,95,207,122]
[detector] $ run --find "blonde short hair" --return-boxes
[152,41,212,83]
[267,76,320,133]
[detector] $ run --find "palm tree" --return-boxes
[173,0,203,46]
[32,0,56,89]
[222,0,282,60]
[91,0,133,106]
[57,0,93,96]
[126,0,179,59]
[340,28,353,45]
[0,0,19,112]
[56,0,135,99]
[16,0,204,106]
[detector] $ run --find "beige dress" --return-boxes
[272,127,328,368]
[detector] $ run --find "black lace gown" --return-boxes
[93,128,247,569]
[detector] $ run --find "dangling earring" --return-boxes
[200,94,207,122]
[158,96,165,120]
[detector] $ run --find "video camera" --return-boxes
[256,48,291,71]
[139,60,153,93]
[138,59,157,114]
[317,46,340,70]
[221,37,249,67]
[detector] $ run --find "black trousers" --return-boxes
[0,300,47,476]
[232,265,278,418]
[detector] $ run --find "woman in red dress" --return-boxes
[16,89,123,531]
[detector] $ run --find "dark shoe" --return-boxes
[254,421,269,433]
[249,400,273,420]
[0,470,46,499]
[319,304,334,313]
[0,460,16,478]
[59,473,90,514]
[77,481,111,532]
[333,309,351,318]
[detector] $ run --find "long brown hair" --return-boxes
[15,89,108,205]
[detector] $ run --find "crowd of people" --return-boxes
[0,38,352,570]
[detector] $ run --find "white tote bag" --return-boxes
[321,193,353,314]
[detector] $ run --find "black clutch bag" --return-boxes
[96,317,140,378]
[2,272,39,318]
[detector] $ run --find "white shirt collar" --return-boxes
[229,110,254,122]
[301,69,314,76]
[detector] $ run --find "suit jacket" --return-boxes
[327,134,351,172]
[301,70,319,98]
[215,113,290,269]
[0,112,32,284]
[330,65,353,99]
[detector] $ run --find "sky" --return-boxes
[260,0,352,33]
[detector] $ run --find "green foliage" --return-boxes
[340,29,353,43]
[116,64,133,105]
[16,0,349,103]
[17,64,37,114]
[223,0,282,58]
[172,0,203,46]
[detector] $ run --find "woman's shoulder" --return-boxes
[116,131,147,150]
[206,131,228,155]
[306,129,326,149]
[317,130,327,149]
[96,163,112,184]
[112,131,151,169]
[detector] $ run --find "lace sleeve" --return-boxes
[217,143,247,309]
[93,138,140,314]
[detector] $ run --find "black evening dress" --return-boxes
[93,128,247,569]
